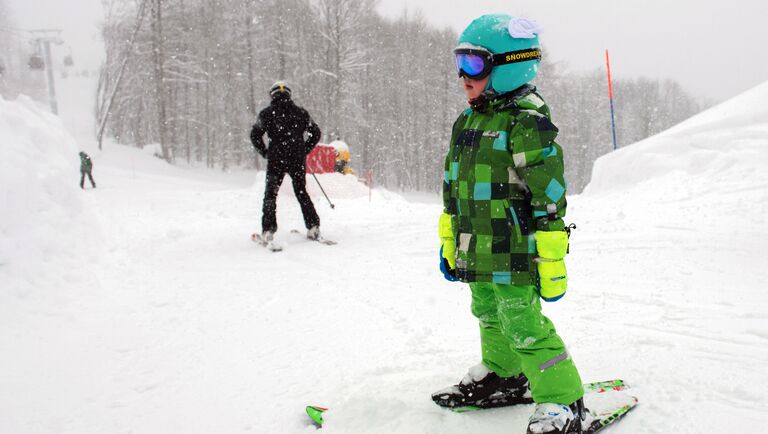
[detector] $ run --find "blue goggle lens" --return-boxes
[455,53,488,77]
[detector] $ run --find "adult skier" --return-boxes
[250,81,322,242]
[79,151,96,189]
[435,15,587,434]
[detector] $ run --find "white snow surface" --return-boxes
[2,76,768,434]
[326,140,350,153]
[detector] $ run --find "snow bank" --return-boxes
[584,80,768,198]
[273,171,371,200]
[0,95,98,298]
[580,80,768,235]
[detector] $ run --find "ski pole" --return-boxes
[311,172,335,209]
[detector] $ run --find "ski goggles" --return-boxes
[454,47,542,79]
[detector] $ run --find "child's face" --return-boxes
[462,75,490,100]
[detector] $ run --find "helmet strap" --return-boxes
[492,48,542,66]
[469,89,497,113]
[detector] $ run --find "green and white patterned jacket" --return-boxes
[442,85,567,285]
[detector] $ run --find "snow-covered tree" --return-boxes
[98,1,703,193]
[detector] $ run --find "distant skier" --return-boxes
[250,81,322,242]
[79,151,96,189]
[435,15,587,434]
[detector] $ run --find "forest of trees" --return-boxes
[538,66,703,191]
[97,0,464,191]
[24,0,701,194]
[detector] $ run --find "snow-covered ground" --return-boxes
[1,76,767,434]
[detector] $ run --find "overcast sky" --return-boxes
[7,0,767,103]
[6,0,104,71]
[377,0,768,103]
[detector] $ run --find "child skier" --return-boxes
[435,15,587,434]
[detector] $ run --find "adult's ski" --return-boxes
[290,229,337,245]
[250,233,282,252]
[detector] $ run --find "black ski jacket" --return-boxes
[250,96,322,171]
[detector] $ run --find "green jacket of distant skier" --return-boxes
[442,84,568,285]
[79,152,93,173]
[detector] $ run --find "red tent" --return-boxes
[306,144,336,174]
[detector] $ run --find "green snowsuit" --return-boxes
[79,153,93,173]
[79,152,96,189]
[442,85,582,405]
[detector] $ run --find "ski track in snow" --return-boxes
[2,77,768,433]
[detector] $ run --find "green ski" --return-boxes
[448,379,630,413]
[306,405,327,427]
[304,379,637,432]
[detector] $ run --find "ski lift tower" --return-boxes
[29,29,64,115]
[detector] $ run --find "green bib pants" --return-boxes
[470,282,583,404]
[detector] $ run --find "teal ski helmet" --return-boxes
[456,14,542,93]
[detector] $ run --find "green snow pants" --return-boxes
[470,282,583,405]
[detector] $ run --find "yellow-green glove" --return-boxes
[535,230,569,301]
[438,213,456,268]
[438,213,458,281]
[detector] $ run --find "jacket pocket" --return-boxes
[502,199,523,243]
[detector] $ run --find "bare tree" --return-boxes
[150,0,171,161]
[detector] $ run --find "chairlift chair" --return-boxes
[28,55,45,70]
[63,45,74,67]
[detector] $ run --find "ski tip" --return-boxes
[306,405,327,427]
[587,399,639,433]
[583,379,629,393]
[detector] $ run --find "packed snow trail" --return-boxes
[2,77,768,433]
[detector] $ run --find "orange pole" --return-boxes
[605,49,618,150]
[605,49,614,99]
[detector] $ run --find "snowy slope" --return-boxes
[2,76,768,434]
[569,80,768,432]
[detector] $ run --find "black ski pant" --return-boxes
[80,170,96,189]
[262,166,319,233]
